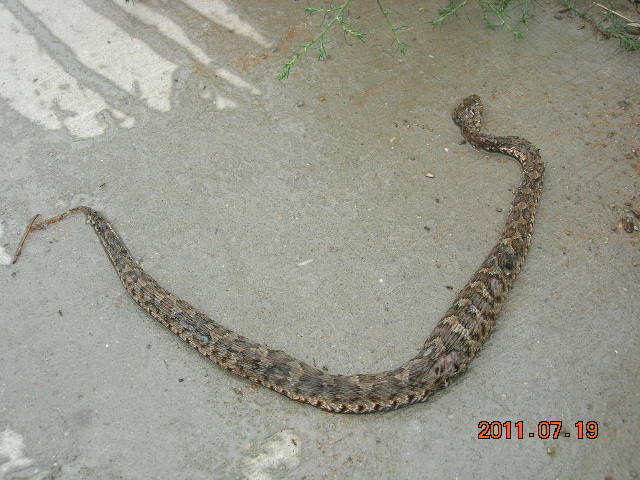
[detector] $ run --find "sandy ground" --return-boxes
[1,0,639,478]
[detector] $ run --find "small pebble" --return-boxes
[620,214,635,233]
[625,23,640,36]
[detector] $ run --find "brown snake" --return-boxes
[13,96,544,413]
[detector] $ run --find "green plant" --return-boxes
[278,0,638,79]
[563,0,640,50]
[430,0,532,38]
[278,0,406,79]
[376,0,408,52]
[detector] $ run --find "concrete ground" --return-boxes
[1,0,639,478]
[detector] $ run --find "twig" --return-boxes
[12,214,40,264]
[564,0,639,48]
[12,208,86,264]
[592,2,633,22]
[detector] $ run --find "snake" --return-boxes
[13,95,544,413]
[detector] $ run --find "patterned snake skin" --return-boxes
[14,96,544,413]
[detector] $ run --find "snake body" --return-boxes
[17,96,543,413]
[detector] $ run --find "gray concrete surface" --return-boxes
[1,0,639,478]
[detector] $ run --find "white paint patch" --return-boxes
[112,0,211,65]
[0,428,32,479]
[3,1,266,137]
[114,3,261,98]
[216,68,261,95]
[0,5,133,138]
[21,0,177,112]
[241,430,300,480]
[215,94,237,110]
[114,110,135,128]
[0,223,12,266]
[0,428,53,480]
[181,0,273,48]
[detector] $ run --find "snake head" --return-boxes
[452,95,483,132]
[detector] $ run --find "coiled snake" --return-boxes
[13,96,544,413]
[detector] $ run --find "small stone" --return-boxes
[624,23,640,36]
[295,101,305,107]
[424,172,435,178]
[620,214,635,233]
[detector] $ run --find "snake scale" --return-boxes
[14,96,544,413]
